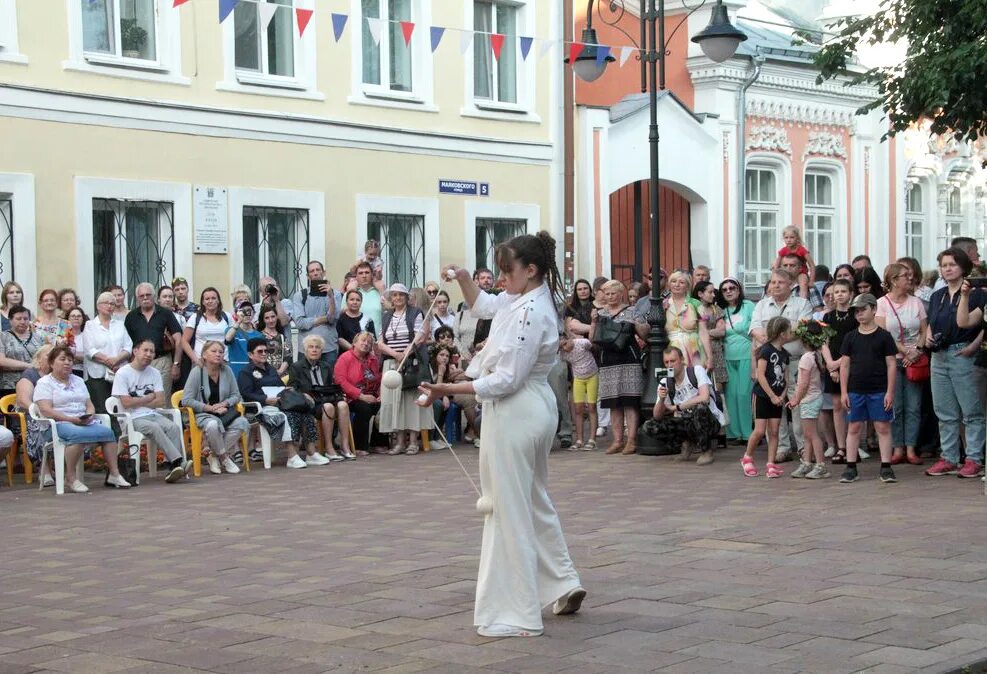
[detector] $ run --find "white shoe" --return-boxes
[221,456,240,474]
[206,454,222,474]
[477,624,542,638]
[286,455,307,469]
[305,452,331,466]
[595,426,606,438]
[41,474,55,488]
[69,479,89,493]
[552,587,587,615]
[106,473,131,489]
[824,446,836,458]
[181,460,193,477]
[858,447,871,460]
[430,439,449,450]
[473,438,481,448]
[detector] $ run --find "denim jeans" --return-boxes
[930,344,986,465]
[891,362,923,448]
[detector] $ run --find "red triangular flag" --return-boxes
[173,0,191,6]
[400,21,415,46]
[569,42,584,64]
[296,8,314,37]
[490,33,505,61]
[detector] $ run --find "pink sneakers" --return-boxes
[925,459,958,476]
[957,459,985,479]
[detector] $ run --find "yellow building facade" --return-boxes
[0,0,562,306]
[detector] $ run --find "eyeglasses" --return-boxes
[253,349,268,354]
[721,285,739,291]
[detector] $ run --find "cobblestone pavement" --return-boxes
[1,444,986,673]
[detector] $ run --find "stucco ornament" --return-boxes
[803,132,847,161]
[746,126,792,155]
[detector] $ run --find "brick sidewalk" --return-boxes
[1,445,986,673]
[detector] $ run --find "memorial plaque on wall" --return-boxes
[194,186,228,254]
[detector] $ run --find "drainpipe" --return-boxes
[736,52,764,282]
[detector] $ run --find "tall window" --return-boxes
[82,0,157,61]
[242,207,310,299]
[744,168,779,288]
[367,213,425,287]
[362,0,413,92]
[474,1,518,104]
[234,0,295,78]
[803,171,835,269]
[941,185,963,251]
[904,183,925,262]
[476,218,526,270]
[0,197,13,286]
[92,199,175,306]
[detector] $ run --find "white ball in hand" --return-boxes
[446,269,457,281]
[476,495,494,514]
[381,369,403,390]
[417,393,430,406]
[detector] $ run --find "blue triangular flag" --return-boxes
[519,36,533,61]
[331,13,348,42]
[219,0,240,23]
[430,26,445,53]
[596,45,612,66]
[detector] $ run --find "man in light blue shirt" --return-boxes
[291,260,343,369]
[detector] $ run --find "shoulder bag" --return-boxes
[884,297,930,383]
[277,388,315,414]
[592,312,635,352]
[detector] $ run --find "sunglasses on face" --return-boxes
[721,285,738,291]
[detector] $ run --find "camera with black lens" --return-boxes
[264,283,278,296]
[926,332,943,353]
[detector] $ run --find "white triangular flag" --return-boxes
[259,1,278,31]
[619,45,635,67]
[459,29,474,54]
[366,17,384,46]
[538,38,556,60]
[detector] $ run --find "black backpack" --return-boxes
[667,367,722,410]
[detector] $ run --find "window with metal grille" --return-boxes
[744,167,779,289]
[804,171,835,270]
[474,1,518,103]
[234,0,295,78]
[905,183,925,262]
[92,198,175,306]
[0,197,13,286]
[242,206,310,299]
[476,217,526,271]
[367,213,425,287]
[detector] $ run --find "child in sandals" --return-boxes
[742,316,791,478]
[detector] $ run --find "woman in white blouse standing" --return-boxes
[418,232,584,639]
[82,291,133,416]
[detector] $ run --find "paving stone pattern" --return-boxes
[1,445,986,673]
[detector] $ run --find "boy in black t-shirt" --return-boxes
[839,293,899,484]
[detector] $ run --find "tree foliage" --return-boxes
[803,0,987,141]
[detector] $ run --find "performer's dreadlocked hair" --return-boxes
[495,231,566,305]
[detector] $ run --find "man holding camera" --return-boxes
[291,261,343,370]
[254,275,293,332]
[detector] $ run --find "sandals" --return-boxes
[741,456,758,477]
[605,439,625,455]
[766,462,784,479]
[831,449,847,464]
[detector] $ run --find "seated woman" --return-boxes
[334,331,387,456]
[237,337,326,469]
[288,335,353,460]
[17,344,54,486]
[428,344,462,449]
[181,340,250,475]
[0,305,48,399]
[33,345,129,492]
[647,346,725,465]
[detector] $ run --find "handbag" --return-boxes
[884,297,930,383]
[593,314,634,352]
[311,384,344,405]
[277,388,315,413]
[401,349,432,390]
[217,407,243,427]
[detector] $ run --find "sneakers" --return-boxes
[221,456,240,474]
[805,463,831,480]
[925,459,959,476]
[327,453,346,462]
[957,459,985,479]
[824,446,836,458]
[765,463,783,478]
[552,587,586,615]
[582,439,596,451]
[69,479,89,493]
[106,473,131,489]
[477,624,543,638]
[341,451,357,460]
[206,454,222,475]
[879,466,897,483]
[305,452,331,466]
[165,465,185,483]
[790,461,813,479]
[839,465,859,483]
[286,455,307,469]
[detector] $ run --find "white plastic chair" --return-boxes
[29,403,111,495]
[105,396,186,485]
[241,402,286,469]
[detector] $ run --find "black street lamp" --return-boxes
[569,0,746,453]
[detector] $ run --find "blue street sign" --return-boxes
[439,179,478,195]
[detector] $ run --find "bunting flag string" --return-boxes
[296,7,314,36]
[519,36,533,61]
[619,45,636,67]
[218,0,239,23]
[538,38,556,60]
[595,45,612,66]
[366,16,384,45]
[569,42,584,65]
[258,1,278,31]
[489,33,505,62]
[331,12,348,42]
[459,30,473,55]
[173,0,191,7]
[400,21,415,47]
[430,26,445,53]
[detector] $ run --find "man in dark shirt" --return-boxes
[839,293,898,484]
[124,282,183,404]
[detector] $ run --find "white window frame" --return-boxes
[64,0,188,85]
[349,0,435,110]
[356,195,439,284]
[904,181,926,264]
[0,0,28,65]
[0,173,37,304]
[218,0,322,100]
[227,187,326,297]
[803,168,837,271]
[464,201,540,273]
[74,177,193,309]
[743,156,790,290]
[943,185,964,246]
[463,0,539,122]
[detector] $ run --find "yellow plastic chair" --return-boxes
[171,390,251,477]
[0,393,32,485]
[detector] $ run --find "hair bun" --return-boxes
[536,231,556,259]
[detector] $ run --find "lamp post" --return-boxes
[570,0,746,453]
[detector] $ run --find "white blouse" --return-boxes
[466,283,560,402]
[34,373,89,416]
[81,317,133,379]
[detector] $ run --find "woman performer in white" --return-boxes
[418,232,585,638]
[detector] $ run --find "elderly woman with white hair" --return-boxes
[81,291,133,416]
[288,334,354,460]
